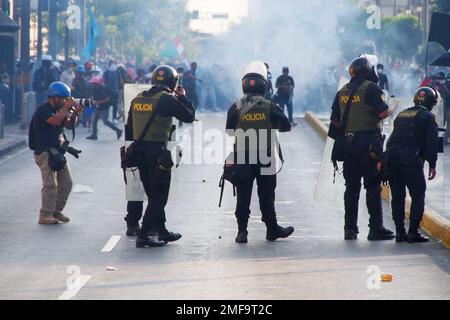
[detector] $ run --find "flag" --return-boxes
[428,12,450,51]
[82,0,100,59]
[173,36,190,68]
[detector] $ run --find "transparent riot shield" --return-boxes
[313,77,347,209]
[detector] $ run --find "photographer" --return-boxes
[29,82,81,225]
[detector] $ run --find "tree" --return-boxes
[435,0,450,15]
[94,0,196,65]
[377,15,422,60]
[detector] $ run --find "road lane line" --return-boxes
[101,235,122,252]
[58,275,91,300]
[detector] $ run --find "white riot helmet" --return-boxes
[242,60,268,95]
[243,60,268,82]
[360,53,379,83]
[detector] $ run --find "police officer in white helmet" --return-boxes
[225,61,294,243]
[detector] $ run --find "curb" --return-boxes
[0,139,27,158]
[305,111,450,249]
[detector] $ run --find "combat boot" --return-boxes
[367,229,395,241]
[126,224,141,237]
[53,212,70,223]
[136,234,166,248]
[395,233,408,243]
[38,212,59,225]
[158,230,182,243]
[235,231,248,243]
[378,226,394,235]
[266,225,294,242]
[344,228,358,240]
[407,232,429,243]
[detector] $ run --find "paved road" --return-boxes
[0,115,449,300]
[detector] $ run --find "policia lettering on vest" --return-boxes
[225,61,294,244]
[329,55,394,241]
[124,65,196,249]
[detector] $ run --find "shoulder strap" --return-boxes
[135,93,164,142]
[341,81,364,131]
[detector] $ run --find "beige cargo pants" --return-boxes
[34,152,73,216]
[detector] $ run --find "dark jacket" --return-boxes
[387,106,439,169]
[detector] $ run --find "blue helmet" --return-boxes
[76,65,85,73]
[48,82,71,98]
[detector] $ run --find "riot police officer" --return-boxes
[126,65,195,248]
[386,86,439,243]
[226,61,294,243]
[330,55,394,241]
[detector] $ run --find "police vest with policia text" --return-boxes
[235,95,273,153]
[131,91,173,142]
[338,80,382,132]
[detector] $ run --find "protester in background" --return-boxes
[135,68,147,84]
[32,55,59,105]
[103,60,120,121]
[0,73,10,111]
[86,76,123,141]
[183,62,200,108]
[199,67,217,111]
[377,64,389,93]
[72,66,92,129]
[275,66,297,126]
[264,63,274,101]
[60,61,76,88]
[446,73,450,144]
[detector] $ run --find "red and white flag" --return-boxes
[173,36,190,67]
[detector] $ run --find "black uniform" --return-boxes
[386,106,438,235]
[330,77,391,239]
[125,87,195,237]
[226,94,291,235]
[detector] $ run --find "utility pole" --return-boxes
[48,0,58,59]
[37,0,43,63]
[20,0,30,92]
[77,0,86,57]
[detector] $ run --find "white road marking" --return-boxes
[275,201,297,204]
[101,235,122,252]
[58,275,91,300]
[290,235,330,238]
[72,184,94,193]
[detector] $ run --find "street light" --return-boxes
[416,5,423,46]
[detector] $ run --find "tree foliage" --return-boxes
[337,8,422,61]
[377,15,422,60]
[94,0,196,64]
[435,0,450,15]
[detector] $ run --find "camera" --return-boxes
[73,98,91,108]
[61,141,82,159]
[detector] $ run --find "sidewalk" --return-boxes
[0,124,27,157]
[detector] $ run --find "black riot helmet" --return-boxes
[151,65,179,92]
[349,55,379,83]
[242,60,268,96]
[413,86,439,111]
